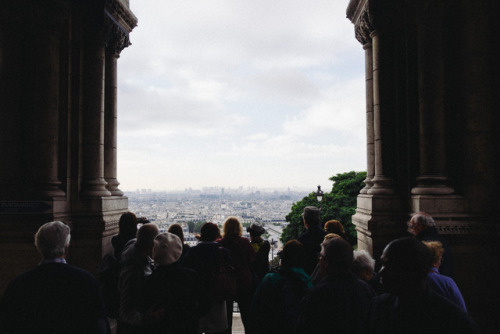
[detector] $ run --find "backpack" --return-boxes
[98,253,121,319]
[211,247,236,301]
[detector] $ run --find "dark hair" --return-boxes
[118,212,138,238]
[322,238,353,274]
[135,224,160,251]
[279,240,306,268]
[200,222,220,242]
[384,237,432,281]
[168,223,185,243]
[303,206,321,227]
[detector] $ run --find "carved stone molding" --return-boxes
[104,0,137,55]
[104,16,131,56]
[105,0,138,33]
[347,0,374,45]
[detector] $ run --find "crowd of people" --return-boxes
[0,210,479,334]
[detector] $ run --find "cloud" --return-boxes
[116,0,366,190]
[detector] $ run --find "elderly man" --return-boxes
[408,212,453,276]
[367,237,477,334]
[117,222,160,333]
[0,221,108,333]
[297,206,326,275]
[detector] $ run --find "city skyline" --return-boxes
[117,1,366,191]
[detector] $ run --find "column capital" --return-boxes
[347,0,374,45]
[104,0,137,56]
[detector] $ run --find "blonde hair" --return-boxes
[423,240,444,265]
[223,216,243,237]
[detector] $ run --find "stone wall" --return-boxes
[347,0,500,331]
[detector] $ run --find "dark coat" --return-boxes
[218,235,256,297]
[297,225,326,275]
[250,239,271,281]
[251,267,312,334]
[297,272,375,334]
[0,262,107,334]
[367,291,478,334]
[143,262,207,334]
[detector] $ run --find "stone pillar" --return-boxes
[360,42,374,193]
[104,50,123,196]
[29,3,68,198]
[81,29,111,197]
[367,30,394,195]
[411,4,454,195]
[102,14,131,197]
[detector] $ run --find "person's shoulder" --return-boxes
[427,291,478,331]
[2,266,40,292]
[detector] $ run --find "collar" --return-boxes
[40,257,67,265]
[429,267,439,274]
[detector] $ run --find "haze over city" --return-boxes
[117,1,366,192]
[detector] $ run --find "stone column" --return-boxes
[367,30,394,195]
[360,41,374,193]
[411,4,454,195]
[102,17,130,197]
[104,49,123,196]
[81,28,111,197]
[30,3,67,198]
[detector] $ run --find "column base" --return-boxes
[81,178,112,197]
[411,175,454,195]
[106,178,124,196]
[352,194,406,258]
[359,177,373,194]
[367,175,394,195]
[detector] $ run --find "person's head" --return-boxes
[408,212,435,235]
[200,222,220,242]
[118,212,138,238]
[302,206,321,229]
[379,237,432,297]
[422,240,444,269]
[278,240,306,269]
[352,249,376,282]
[319,237,353,276]
[247,222,266,240]
[34,221,71,260]
[324,220,345,234]
[168,223,185,244]
[324,233,341,241]
[223,216,243,238]
[152,232,182,266]
[135,223,160,255]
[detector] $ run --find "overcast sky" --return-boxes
[116,0,366,192]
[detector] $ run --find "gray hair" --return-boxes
[412,212,436,228]
[352,249,375,275]
[34,221,71,259]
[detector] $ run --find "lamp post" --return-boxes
[271,238,275,259]
[315,185,324,208]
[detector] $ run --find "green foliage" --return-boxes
[281,171,367,244]
[187,221,195,233]
[193,221,206,233]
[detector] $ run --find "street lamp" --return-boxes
[315,185,324,202]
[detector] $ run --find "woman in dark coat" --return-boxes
[143,232,207,334]
[183,223,230,334]
[218,217,255,333]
